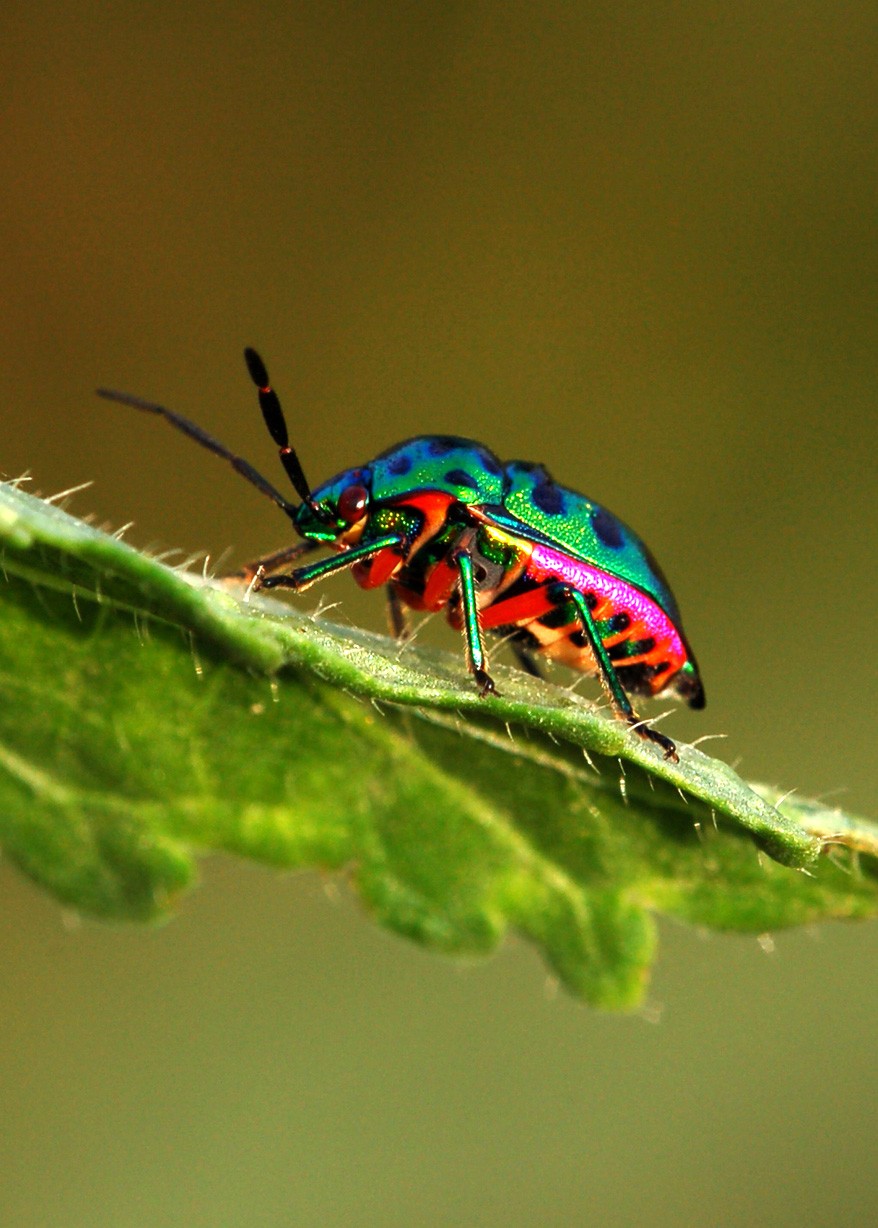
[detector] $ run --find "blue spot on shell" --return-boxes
[387,453,412,476]
[592,506,624,549]
[428,436,459,456]
[532,480,566,516]
[444,467,480,492]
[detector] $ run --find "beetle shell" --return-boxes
[297,436,704,708]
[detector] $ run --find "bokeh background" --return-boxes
[1,4,876,1225]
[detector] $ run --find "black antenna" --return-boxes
[95,385,298,520]
[243,347,323,517]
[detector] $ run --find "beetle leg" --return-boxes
[548,582,678,762]
[223,539,319,584]
[454,548,497,697]
[386,584,411,641]
[257,532,405,593]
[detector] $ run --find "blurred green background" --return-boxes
[1,3,876,1225]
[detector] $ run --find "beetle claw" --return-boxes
[625,713,678,761]
[638,723,678,762]
[475,669,499,699]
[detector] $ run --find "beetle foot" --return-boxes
[259,571,303,593]
[628,717,678,763]
[475,669,499,699]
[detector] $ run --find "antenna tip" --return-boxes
[244,347,269,389]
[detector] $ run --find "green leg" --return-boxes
[258,532,404,592]
[456,550,497,697]
[552,583,678,761]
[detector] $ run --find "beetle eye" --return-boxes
[337,483,369,524]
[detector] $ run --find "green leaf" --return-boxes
[1,479,876,1008]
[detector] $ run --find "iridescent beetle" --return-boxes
[98,349,705,760]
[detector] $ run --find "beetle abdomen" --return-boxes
[478,539,702,704]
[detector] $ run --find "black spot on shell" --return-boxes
[610,636,655,660]
[541,605,572,629]
[591,506,625,549]
[387,452,412,476]
[647,661,671,678]
[479,450,502,476]
[532,480,566,516]
[606,612,630,633]
[444,467,480,492]
[428,436,459,456]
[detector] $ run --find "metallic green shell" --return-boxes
[303,436,679,620]
[368,436,506,505]
[490,461,680,619]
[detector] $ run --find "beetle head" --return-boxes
[292,466,373,543]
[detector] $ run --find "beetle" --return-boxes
[98,348,705,761]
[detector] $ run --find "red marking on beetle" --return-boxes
[401,491,457,539]
[601,628,631,648]
[478,586,554,630]
[352,546,401,589]
[422,556,460,611]
[527,542,687,675]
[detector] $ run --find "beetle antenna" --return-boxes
[243,347,323,517]
[95,386,298,520]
